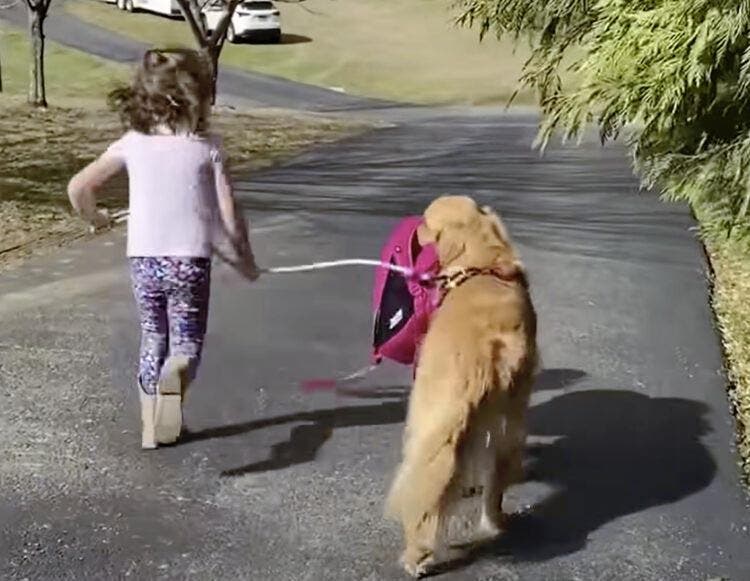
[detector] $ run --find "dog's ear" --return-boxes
[480,205,514,249]
[421,195,483,265]
[435,223,468,266]
[416,223,436,246]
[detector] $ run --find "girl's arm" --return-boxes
[67,154,124,227]
[213,152,259,280]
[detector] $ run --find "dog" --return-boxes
[385,195,538,577]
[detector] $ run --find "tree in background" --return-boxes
[455,0,750,237]
[25,0,51,106]
[176,0,240,103]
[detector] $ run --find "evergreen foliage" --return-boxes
[455,0,750,237]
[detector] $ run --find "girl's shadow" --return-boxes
[182,392,408,477]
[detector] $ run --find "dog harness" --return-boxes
[432,265,526,307]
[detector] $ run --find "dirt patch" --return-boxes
[0,201,87,272]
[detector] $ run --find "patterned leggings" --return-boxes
[130,257,211,395]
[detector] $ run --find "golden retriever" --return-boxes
[385,195,538,577]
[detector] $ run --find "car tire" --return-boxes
[271,30,281,44]
[226,24,237,44]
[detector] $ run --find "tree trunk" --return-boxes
[202,45,221,105]
[177,0,237,106]
[27,6,47,107]
[0,45,4,93]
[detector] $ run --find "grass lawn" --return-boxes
[707,236,750,481]
[0,24,128,99]
[0,24,359,270]
[66,0,534,105]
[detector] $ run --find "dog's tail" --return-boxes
[385,335,536,525]
[384,353,495,524]
[385,403,471,524]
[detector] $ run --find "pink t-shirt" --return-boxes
[105,131,225,258]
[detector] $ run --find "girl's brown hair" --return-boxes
[108,49,212,135]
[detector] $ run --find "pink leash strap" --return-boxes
[301,364,379,392]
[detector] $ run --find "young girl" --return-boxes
[68,49,258,450]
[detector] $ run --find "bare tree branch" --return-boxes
[175,0,245,103]
[24,0,51,16]
[176,0,208,47]
[208,0,241,47]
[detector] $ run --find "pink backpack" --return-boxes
[372,216,440,366]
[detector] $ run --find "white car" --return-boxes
[113,0,182,17]
[202,0,281,44]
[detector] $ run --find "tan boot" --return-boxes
[154,355,190,445]
[140,391,157,450]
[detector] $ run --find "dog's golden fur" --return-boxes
[385,196,538,577]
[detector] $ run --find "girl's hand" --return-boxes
[212,244,260,282]
[68,153,124,224]
[229,233,260,282]
[88,208,113,233]
[237,255,261,282]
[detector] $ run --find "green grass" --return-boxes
[0,24,128,100]
[707,236,750,482]
[67,0,534,105]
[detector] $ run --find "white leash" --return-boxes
[96,209,424,391]
[100,210,432,282]
[260,258,430,281]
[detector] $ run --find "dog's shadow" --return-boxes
[184,369,716,569]
[473,388,717,565]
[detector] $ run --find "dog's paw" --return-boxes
[476,510,509,541]
[400,551,435,578]
[402,559,433,579]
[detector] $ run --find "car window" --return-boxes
[242,1,274,9]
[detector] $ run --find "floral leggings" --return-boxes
[130,257,211,395]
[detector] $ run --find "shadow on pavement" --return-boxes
[190,368,585,477]
[478,389,716,565]
[279,33,312,45]
[335,385,410,399]
[533,368,587,392]
[233,33,312,45]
